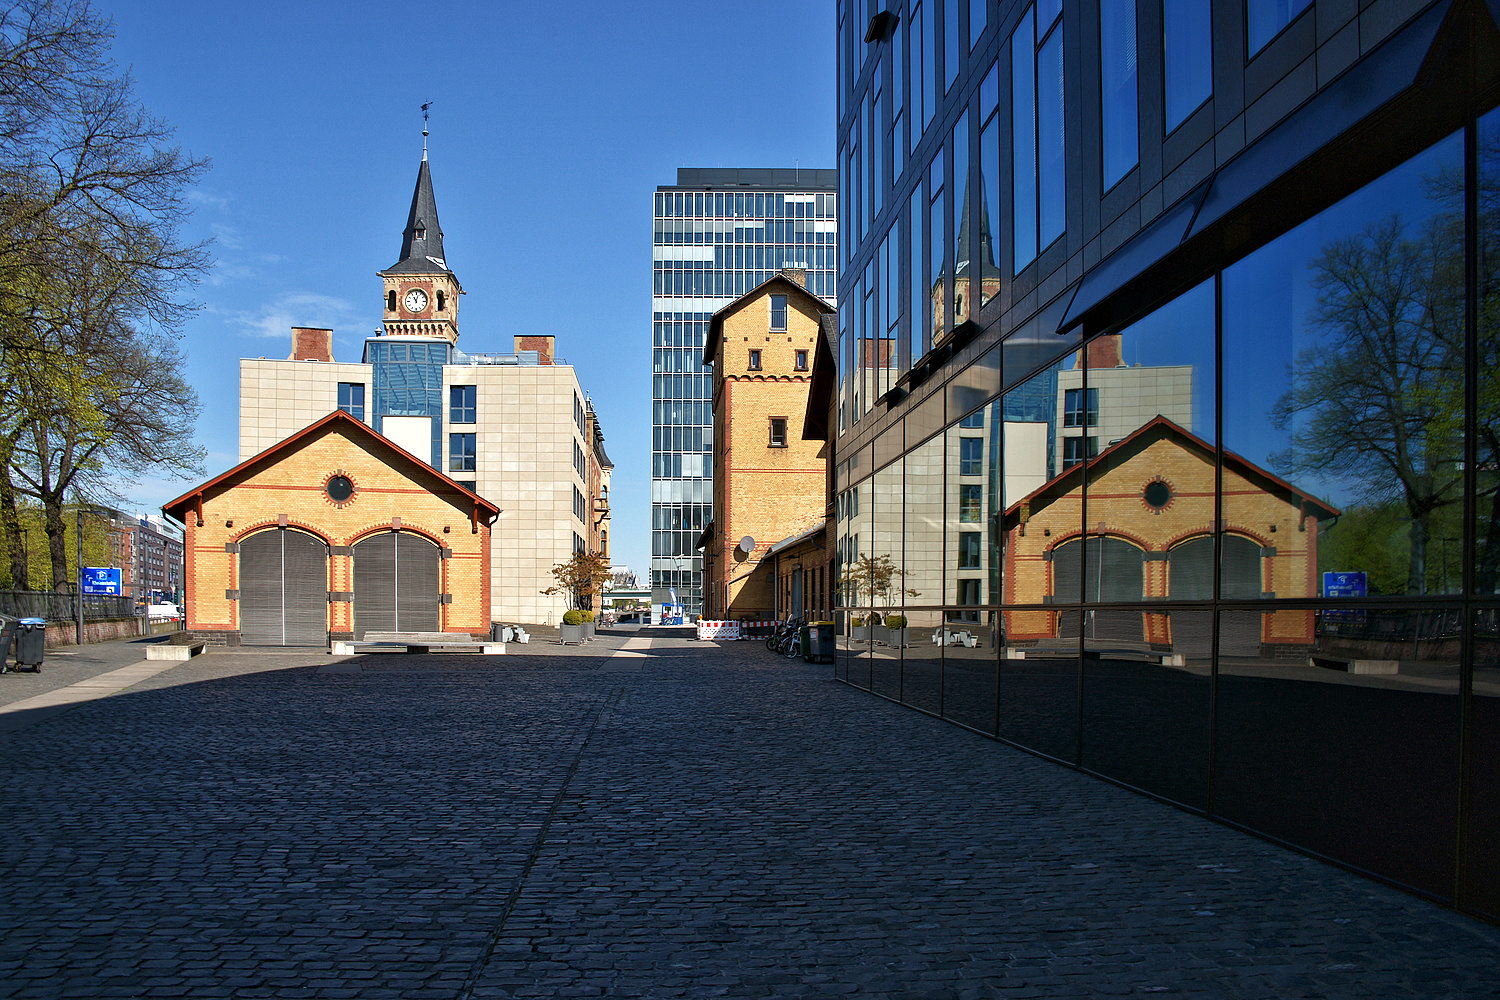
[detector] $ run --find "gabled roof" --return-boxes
[999,415,1341,529]
[702,270,835,367]
[768,520,827,556]
[163,409,499,529]
[380,155,451,276]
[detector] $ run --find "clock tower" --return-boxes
[379,148,461,343]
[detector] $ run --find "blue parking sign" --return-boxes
[81,566,122,595]
[1323,571,1367,599]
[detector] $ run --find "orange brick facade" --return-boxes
[701,274,833,621]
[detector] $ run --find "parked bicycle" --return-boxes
[766,616,806,657]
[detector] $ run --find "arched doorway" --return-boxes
[1052,535,1145,641]
[1166,534,1263,656]
[239,528,329,646]
[352,531,441,637]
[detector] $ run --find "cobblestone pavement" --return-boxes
[0,628,1497,998]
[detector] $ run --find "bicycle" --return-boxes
[767,616,806,657]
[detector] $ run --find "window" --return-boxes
[449,433,476,473]
[944,0,959,92]
[437,290,446,311]
[1100,0,1138,190]
[770,417,788,448]
[1163,0,1212,132]
[969,0,986,47]
[960,409,985,428]
[338,382,365,420]
[958,531,982,568]
[452,481,475,494]
[387,290,397,312]
[748,349,762,371]
[1062,436,1097,469]
[1063,387,1098,427]
[770,294,788,330]
[1012,1,1065,272]
[960,437,984,475]
[958,483,983,522]
[449,384,476,423]
[1246,0,1309,56]
[956,578,982,620]
[795,350,808,371]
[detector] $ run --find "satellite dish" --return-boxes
[738,536,755,553]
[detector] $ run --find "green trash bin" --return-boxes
[798,624,812,660]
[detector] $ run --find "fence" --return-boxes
[0,589,137,622]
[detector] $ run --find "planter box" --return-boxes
[871,623,890,645]
[560,623,584,644]
[583,621,596,640]
[850,626,869,642]
[886,628,909,648]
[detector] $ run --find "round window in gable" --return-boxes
[324,473,355,506]
[1143,479,1172,511]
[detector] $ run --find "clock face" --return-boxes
[403,289,428,312]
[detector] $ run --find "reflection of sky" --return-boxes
[1114,278,1215,442]
[1222,130,1464,506]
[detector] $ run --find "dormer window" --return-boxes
[414,226,426,240]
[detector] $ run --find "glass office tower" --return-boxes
[834,0,1500,920]
[651,168,837,620]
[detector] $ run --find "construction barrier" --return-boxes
[738,620,778,638]
[696,620,741,641]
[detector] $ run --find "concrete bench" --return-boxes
[1308,653,1399,675]
[145,641,207,661]
[331,632,505,656]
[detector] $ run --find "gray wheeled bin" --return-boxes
[803,621,835,663]
[15,618,44,672]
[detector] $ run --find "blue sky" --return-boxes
[105,0,837,579]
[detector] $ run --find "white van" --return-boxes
[147,603,183,620]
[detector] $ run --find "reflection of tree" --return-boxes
[838,553,919,608]
[1272,214,1463,595]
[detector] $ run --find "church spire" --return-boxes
[384,111,448,274]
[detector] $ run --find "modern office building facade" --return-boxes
[833,0,1500,919]
[651,168,836,619]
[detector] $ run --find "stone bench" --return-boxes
[331,632,505,656]
[146,641,207,661]
[1308,653,1399,675]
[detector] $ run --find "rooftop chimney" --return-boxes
[780,267,807,288]
[291,327,334,362]
[514,335,555,364]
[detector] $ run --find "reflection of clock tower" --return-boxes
[378,147,462,344]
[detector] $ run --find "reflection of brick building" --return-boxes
[1000,417,1338,655]
[116,514,186,606]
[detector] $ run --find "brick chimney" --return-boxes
[780,267,807,288]
[514,335,555,364]
[291,327,334,362]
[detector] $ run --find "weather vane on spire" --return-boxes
[421,101,433,158]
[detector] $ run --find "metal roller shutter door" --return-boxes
[354,533,397,639]
[239,528,328,646]
[354,532,440,637]
[1219,536,1264,656]
[1167,536,1214,658]
[1052,537,1144,641]
[395,533,440,633]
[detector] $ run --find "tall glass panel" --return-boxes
[969,0,985,48]
[1011,8,1037,269]
[1163,0,1211,133]
[1223,132,1464,600]
[1218,132,1466,902]
[909,183,925,364]
[903,434,945,714]
[911,0,926,154]
[922,0,936,131]
[842,476,876,687]
[870,458,904,699]
[1036,12,1065,249]
[929,148,947,342]
[952,111,972,327]
[1100,0,1138,190]
[944,0,960,92]
[943,405,999,733]
[1075,280,1214,808]
[998,359,1079,761]
[1471,107,1500,919]
[1246,0,1310,57]
[979,67,1002,308]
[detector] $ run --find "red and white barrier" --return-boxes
[696,620,741,641]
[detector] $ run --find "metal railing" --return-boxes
[0,590,137,622]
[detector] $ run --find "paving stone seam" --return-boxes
[455,684,622,1000]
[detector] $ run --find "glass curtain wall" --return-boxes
[652,182,836,616]
[836,118,1500,915]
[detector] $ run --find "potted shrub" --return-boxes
[560,609,584,644]
[581,609,596,640]
[850,613,870,642]
[884,614,909,648]
[871,614,890,646]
